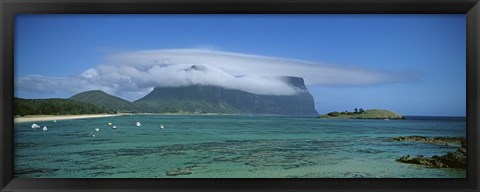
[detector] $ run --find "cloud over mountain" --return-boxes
[16,49,418,101]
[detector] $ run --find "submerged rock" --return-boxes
[393,136,465,146]
[165,164,204,177]
[166,169,192,176]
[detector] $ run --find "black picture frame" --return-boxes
[1,0,479,191]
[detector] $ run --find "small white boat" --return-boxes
[31,124,40,129]
[42,126,48,131]
[92,134,95,137]
[112,125,117,129]
[95,128,100,132]
[107,122,112,126]
[160,124,165,129]
[136,122,141,127]
[53,120,57,123]
[384,118,389,121]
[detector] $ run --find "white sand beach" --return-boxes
[14,114,123,123]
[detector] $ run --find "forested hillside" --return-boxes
[14,97,112,116]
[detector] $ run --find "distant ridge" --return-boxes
[47,76,319,115]
[69,90,141,112]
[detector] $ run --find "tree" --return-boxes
[354,108,358,113]
[328,111,340,117]
[359,108,365,113]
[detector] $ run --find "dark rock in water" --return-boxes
[397,155,446,168]
[441,144,467,168]
[396,144,466,169]
[393,136,466,146]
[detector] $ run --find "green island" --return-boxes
[318,108,405,119]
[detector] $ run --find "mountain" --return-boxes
[134,76,318,115]
[14,97,110,116]
[69,90,141,112]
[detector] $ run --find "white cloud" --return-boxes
[15,49,418,101]
[80,68,99,79]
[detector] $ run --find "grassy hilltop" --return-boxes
[319,109,404,119]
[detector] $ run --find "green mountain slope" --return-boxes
[69,90,141,112]
[134,76,318,115]
[135,98,244,114]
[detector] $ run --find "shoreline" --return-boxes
[14,114,125,123]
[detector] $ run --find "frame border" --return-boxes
[1,0,479,191]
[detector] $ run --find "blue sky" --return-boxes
[15,14,466,116]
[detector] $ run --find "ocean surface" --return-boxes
[14,115,466,178]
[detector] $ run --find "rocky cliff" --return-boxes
[134,76,318,115]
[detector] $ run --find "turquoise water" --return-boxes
[14,115,466,178]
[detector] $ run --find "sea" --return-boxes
[14,115,466,178]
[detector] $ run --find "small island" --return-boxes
[318,108,405,119]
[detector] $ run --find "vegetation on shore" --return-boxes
[318,108,404,119]
[14,97,116,116]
